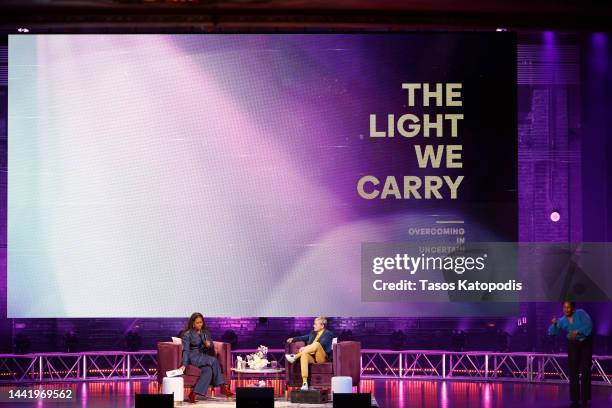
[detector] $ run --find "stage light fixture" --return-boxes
[550,210,561,222]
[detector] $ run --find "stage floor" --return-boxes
[1,379,611,407]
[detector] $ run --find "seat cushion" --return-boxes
[183,365,201,388]
[310,362,333,374]
[184,365,202,377]
[310,373,332,386]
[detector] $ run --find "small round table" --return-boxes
[231,367,285,396]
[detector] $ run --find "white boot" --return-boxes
[300,382,309,391]
[285,354,296,364]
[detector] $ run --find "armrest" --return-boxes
[332,341,361,386]
[284,341,306,383]
[285,341,305,354]
[212,341,231,377]
[156,342,181,384]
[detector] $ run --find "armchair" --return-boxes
[157,340,231,393]
[285,340,360,397]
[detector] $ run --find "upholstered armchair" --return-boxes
[285,340,360,397]
[157,341,231,393]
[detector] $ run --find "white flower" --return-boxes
[245,345,269,369]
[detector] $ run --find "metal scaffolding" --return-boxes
[357,350,611,385]
[0,349,610,386]
[0,351,158,383]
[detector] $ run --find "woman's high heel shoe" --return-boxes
[187,390,197,403]
[220,384,234,398]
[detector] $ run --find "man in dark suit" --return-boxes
[285,316,334,390]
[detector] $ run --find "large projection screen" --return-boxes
[8,34,517,317]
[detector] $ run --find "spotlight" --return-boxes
[338,330,354,341]
[221,330,238,349]
[15,333,31,354]
[64,331,79,352]
[550,210,561,222]
[497,330,510,352]
[388,330,406,350]
[126,330,142,351]
[496,28,507,32]
[451,330,466,351]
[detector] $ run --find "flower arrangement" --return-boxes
[246,345,269,369]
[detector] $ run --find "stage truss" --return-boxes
[0,351,158,383]
[0,349,610,386]
[356,350,612,386]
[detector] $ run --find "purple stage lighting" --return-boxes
[550,211,561,222]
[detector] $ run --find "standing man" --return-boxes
[548,301,593,407]
[285,316,334,390]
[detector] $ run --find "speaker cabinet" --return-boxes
[236,387,274,408]
[333,392,372,408]
[135,393,173,408]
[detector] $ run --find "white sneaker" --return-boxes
[300,382,309,391]
[285,354,296,364]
